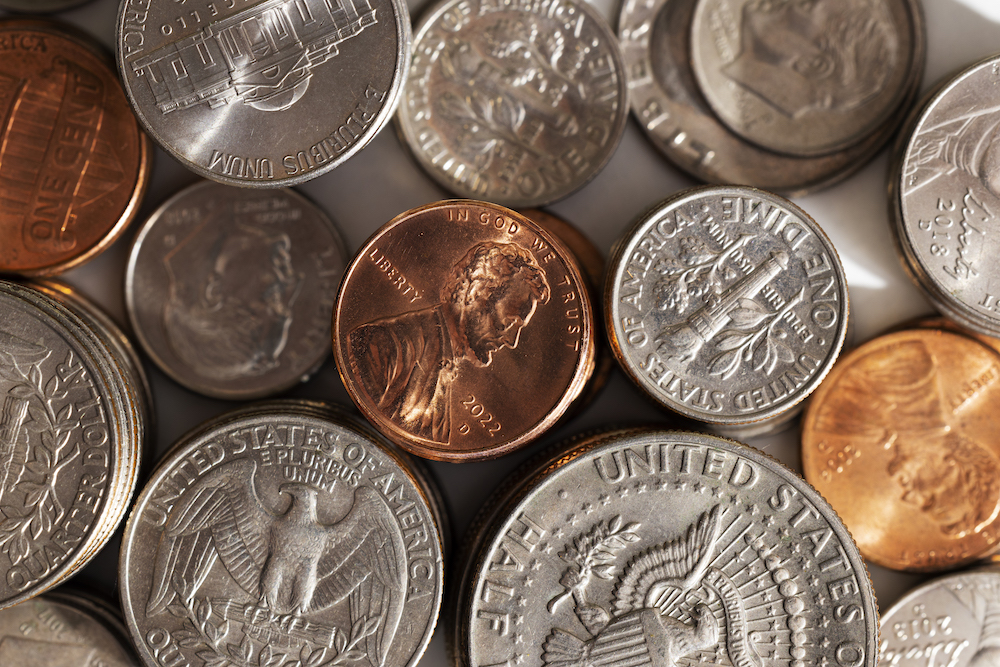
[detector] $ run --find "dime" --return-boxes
[119,402,445,667]
[453,429,878,667]
[891,54,1000,338]
[334,200,596,461]
[0,19,151,276]
[616,0,924,195]
[801,328,1000,572]
[396,0,628,207]
[879,570,1000,667]
[605,186,849,426]
[125,180,348,400]
[0,593,140,665]
[115,0,411,187]
[688,0,920,158]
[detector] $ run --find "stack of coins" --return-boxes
[119,400,446,667]
[0,281,144,608]
[617,0,925,195]
[889,53,1000,337]
[605,185,849,435]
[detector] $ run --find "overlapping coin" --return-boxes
[396,0,628,207]
[452,429,878,667]
[0,18,151,276]
[802,328,1000,572]
[120,400,445,667]
[334,200,597,461]
[0,280,142,609]
[125,180,348,400]
[605,185,849,427]
[115,0,411,186]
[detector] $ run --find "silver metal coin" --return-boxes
[688,0,921,158]
[396,0,628,207]
[891,54,1000,338]
[617,0,924,195]
[119,401,445,667]
[125,180,348,400]
[115,0,411,187]
[453,429,878,667]
[605,185,849,425]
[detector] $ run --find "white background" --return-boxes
[11,0,1000,662]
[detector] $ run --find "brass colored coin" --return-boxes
[0,19,151,276]
[334,200,596,462]
[802,328,1000,572]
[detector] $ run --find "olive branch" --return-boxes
[547,516,640,613]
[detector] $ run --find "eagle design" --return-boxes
[543,505,724,667]
[145,458,408,667]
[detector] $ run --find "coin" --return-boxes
[119,401,445,667]
[125,180,348,400]
[802,328,1000,572]
[616,0,924,195]
[879,570,1000,667]
[453,429,878,667]
[890,54,1000,338]
[0,280,140,608]
[396,0,628,207]
[0,18,151,276]
[115,0,411,187]
[334,200,597,461]
[688,0,920,158]
[605,185,849,426]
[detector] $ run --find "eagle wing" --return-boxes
[308,486,408,667]
[611,505,723,616]
[146,458,275,616]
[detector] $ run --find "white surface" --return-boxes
[17,0,1000,660]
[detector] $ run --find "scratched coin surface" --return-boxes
[891,54,1000,338]
[396,0,628,207]
[605,185,849,425]
[879,570,1000,667]
[125,180,348,400]
[334,200,596,461]
[802,329,1000,572]
[119,403,444,667]
[453,429,878,667]
[0,594,139,666]
[115,0,410,187]
[688,0,920,158]
[617,0,924,195]
[0,19,150,276]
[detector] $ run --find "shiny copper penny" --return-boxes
[334,200,596,462]
[0,19,150,277]
[802,328,1000,572]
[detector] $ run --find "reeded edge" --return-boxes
[124,180,347,400]
[395,0,630,208]
[604,184,850,425]
[114,0,412,188]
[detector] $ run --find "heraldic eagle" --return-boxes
[145,458,408,667]
[542,505,724,667]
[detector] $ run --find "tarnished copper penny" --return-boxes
[334,200,596,462]
[0,19,150,276]
[802,328,1000,572]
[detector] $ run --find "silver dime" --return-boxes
[119,402,444,667]
[115,0,411,187]
[891,54,1000,338]
[617,0,924,195]
[688,0,920,158]
[453,429,878,667]
[396,0,628,207]
[125,180,347,399]
[605,186,849,425]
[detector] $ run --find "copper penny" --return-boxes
[0,19,150,277]
[334,200,596,462]
[802,328,1000,572]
